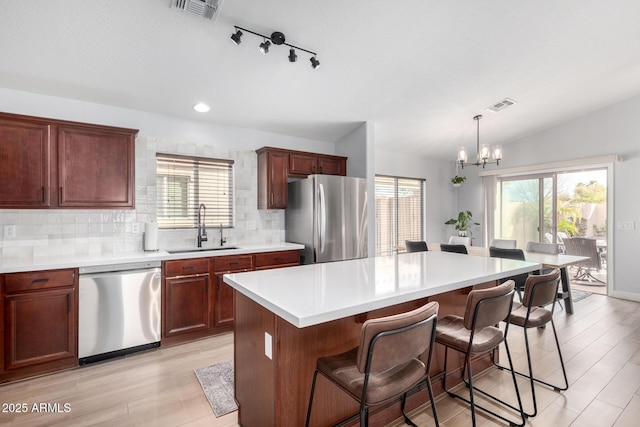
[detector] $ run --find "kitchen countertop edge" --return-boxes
[0,242,305,274]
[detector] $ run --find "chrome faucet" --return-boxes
[219,223,226,247]
[197,204,207,247]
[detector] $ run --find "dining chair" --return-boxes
[562,237,604,283]
[489,239,517,249]
[525,241,561,254]
[489,247,529,299]
[495,269,568,417]
[305,301,440,427]
[440,243,468,254]
[448,236,471,246]
[435,281,525,427]
[405,240,428,253]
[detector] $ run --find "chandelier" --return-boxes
[457,115,502,169]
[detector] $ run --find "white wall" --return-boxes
[462,94,640,300]
[374,149,457,245]
[0,88,338,257]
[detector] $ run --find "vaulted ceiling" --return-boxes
[2,1,639,159]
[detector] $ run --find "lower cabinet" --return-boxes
[0,268,78,384]
[161,250,299,346]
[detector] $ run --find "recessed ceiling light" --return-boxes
[193,103,210,113]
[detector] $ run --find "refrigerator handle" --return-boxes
[318,183,326,254]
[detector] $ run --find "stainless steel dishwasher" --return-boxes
[79,261,161,365]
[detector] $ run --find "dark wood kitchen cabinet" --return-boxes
[0,268,78,384]
[212,255,254,329]
[256,147,347,209]
[57,125,135,208]
[0,112,137,209]
[162,258,212,346]
[0,117,51,207]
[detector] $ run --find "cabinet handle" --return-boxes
[41,187,46,203]
[67,293,71,312]
[32,278,49,284]
[183,265,194,270]
[59,186,63,202]
[275,257,283,262]
[270,193,274,205]
[319,166,323,173]
[205,281,208,292]
[229,261,240,265]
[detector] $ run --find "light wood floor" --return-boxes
[1,293,640,426]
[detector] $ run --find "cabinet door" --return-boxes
[267,151,289,209]
[213,273,234,329]
[163,275,210,337]
[58,126,135,208]
[289,152,317,176]
[317,156,346,176]
[0,119,51,207]
[4,287,76,370]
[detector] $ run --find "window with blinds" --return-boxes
[156,153,234,229]
[375,175,424,255]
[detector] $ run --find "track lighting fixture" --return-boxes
[457,115,503,169]
[231,25,319,69]
[230,29,243,45]
[259,39,271,54]
[288,48,297,63]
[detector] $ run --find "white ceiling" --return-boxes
[1,1,639,159]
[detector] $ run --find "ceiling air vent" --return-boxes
[171,0,223,20]
[486,98,517,113]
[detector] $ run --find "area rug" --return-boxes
[195,360,238,417]
[571,289,592,303]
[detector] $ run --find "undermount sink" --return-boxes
[166,246,238,254]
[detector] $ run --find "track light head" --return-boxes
[230,29,243,45]
[259,40,271,54]
[310,56,320,69]
[288,48,297,63]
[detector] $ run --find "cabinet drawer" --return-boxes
[4,269,76,294]
[164,258,210,277]
[214,255,254,272]
[255,251,300,268]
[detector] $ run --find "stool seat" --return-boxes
[509,303,552,328]
[436,315,503,354]
[316,348,427,406]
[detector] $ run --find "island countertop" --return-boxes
[224,251,540,328]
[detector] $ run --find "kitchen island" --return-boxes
[224,251,540,427]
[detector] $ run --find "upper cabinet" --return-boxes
[256,147,347,209]
[0,112,137,209]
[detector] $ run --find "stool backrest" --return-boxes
[449,236,472,245]
[490,239,517,249]
[464,281,515,330]
[523,269,561,308]
[357,301,439,374]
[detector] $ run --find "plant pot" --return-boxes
[458,230,468,237]
[453,183,461,188]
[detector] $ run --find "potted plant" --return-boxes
[445,210,479,236]
[451,175,466,188]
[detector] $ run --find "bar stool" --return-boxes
[305,301,440,427]
[495,269,568,417]
[435,281,525,427]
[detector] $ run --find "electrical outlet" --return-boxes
[617,221,635,230]
[132,223,140,234]
[4,225,16,238]
[264,332,272,360]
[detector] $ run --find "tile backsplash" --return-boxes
[0,136,284,258]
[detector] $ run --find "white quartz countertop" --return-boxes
[0,242,304,274]
[223,251,540,328]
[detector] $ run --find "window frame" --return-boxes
[156,153,234,230]
[375,175,425,256]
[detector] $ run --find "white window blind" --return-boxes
[375,175,424,255]
[156,153,234,229]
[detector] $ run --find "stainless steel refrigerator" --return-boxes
[286,174,368,264]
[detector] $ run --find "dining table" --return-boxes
[428,243,589,314]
